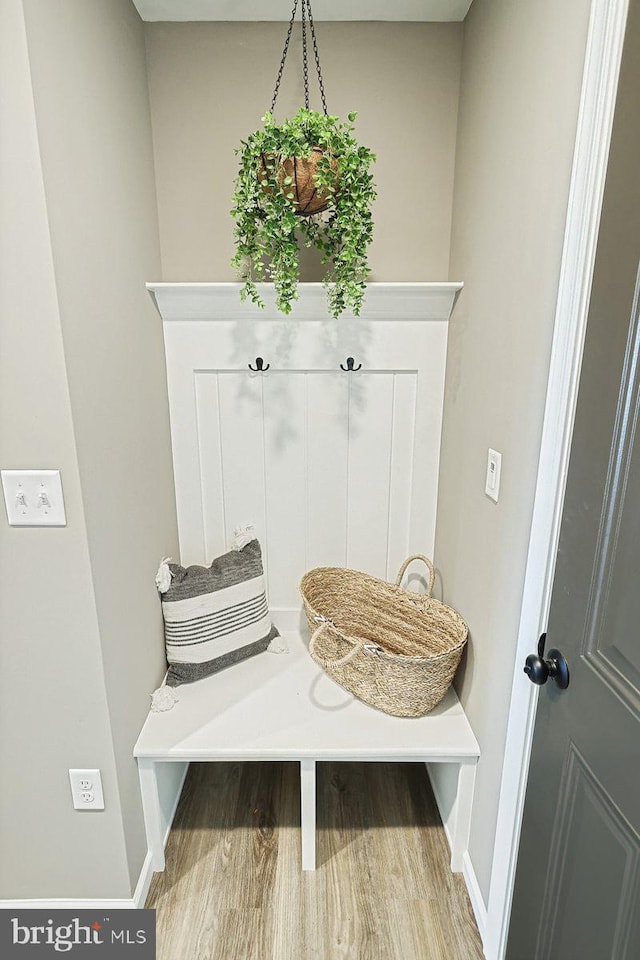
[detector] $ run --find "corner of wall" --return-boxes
[435,0,593,907]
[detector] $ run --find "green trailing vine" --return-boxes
[231,107,376,318]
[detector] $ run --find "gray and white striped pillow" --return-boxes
[156,538,279,686]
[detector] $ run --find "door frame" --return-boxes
[483,1,631,958]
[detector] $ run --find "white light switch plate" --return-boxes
[485,449,502,502]
[1,470,67,526]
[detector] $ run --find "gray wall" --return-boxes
[0,0,179,899]
[0,0,129,900]
[434,0,592,904]
[23,0,179,894]
[144,22,463,281]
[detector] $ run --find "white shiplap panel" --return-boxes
[386,373,418,581]
[160,290,455,607]
[346,373,395,578]
[162,325,206,565]
[408,321,449,558]
[194,373,227,560]
[263,374,307,609]
[217,372,269,584]
[305,373,350,571]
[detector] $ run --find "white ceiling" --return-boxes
[132,1,473,22]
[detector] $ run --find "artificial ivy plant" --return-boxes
[231,107,376,319]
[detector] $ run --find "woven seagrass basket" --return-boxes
[300,555,468,718]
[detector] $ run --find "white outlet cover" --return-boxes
[1,470,66,526]
[69,769,104,811]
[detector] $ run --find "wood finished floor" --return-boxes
[146,761,484,960]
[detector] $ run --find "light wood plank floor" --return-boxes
[146,761,484,960]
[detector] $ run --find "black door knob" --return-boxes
[523,654,549,685]
[524,633,570,690]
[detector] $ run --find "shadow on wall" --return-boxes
[296,232,379,282]
[226,313,374,453]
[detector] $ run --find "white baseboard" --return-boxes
[463,849,488,953]
[132,761,189,908]
[1,763,189,911]
[0,898,141,910]
[131,852,154,910]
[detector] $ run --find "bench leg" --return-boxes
[300,759,316,871]
[450,760,477,872]
[138,758,165,872]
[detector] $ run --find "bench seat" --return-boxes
[134,626,479,871]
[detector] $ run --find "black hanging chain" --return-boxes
[305,0,328,115]
[269,0,329,116]
[301,0,309,108]
[270,0,299,114]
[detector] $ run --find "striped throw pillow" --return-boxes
[156,537,279,686]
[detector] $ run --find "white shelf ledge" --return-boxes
[146,281,463,323]
[132,2,474,24]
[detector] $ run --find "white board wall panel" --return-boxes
[305,373,350,571]
[408,321,449,559]
[262,374,308,609]
[194,373,226,559]
[153,284,458,609]
[346,373,395,578]
[163,324,207,563]
[387,373,418,582]
[217,373,268,579]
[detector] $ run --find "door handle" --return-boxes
[524,633,570,689]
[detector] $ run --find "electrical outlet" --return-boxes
[69,769,104,811]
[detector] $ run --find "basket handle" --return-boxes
[395,555,436,596]
[308,618,364,670]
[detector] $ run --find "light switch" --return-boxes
[485,449,502,502]
[1,470,66,526]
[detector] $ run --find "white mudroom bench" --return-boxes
[136,281,479,874]
[134,619,480,874]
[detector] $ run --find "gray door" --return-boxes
[507,3,640,958]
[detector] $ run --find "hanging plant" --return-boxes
[230,0,376,319]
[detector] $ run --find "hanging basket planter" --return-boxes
[258,147,339,216]
[230,0,376,319]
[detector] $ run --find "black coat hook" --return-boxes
[248,357,270,372]
[340,357,362,372]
